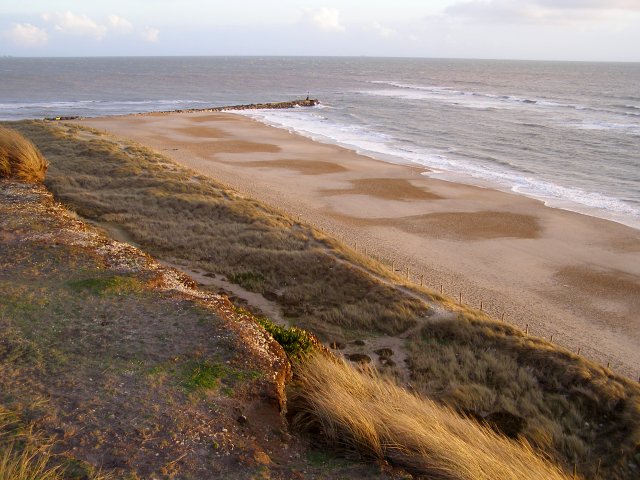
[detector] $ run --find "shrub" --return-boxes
[0,127,48,183]
[256,317,314,359]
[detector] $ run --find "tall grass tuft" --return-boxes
[0,443,61,480]
[0,127,48,183]
[289,354,574,480]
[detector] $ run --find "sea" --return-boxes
[1,56,639,229]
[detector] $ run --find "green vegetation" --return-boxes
[0,126,48,183]
[182,359,259,393]
[256,317,314,359]
[5,119,640,479]
[227,271,266,291]
[66,274,144,296]
[183,360,227,390]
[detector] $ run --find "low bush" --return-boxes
[256,317,314,359]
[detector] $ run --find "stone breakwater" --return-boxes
[44,98,319,121]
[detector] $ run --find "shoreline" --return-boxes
[77,111,640,379]
[234,110,640,232]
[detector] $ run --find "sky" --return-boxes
[1,1,640,61]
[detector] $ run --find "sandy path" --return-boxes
[78,112,640,379]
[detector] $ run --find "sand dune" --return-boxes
[80,111,640,379]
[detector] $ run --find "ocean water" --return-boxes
[1,57,639,229]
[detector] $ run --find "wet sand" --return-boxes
[79,112,640,379]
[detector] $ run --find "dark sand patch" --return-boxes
[191,140,281,154]
[173,126,226,138]
[238,159,347,175]
[324,178,442,201]
[555,266,640,302]
[607,235,640,253]
[187,114,246,123]
[388,211,540,240]
[550,266,640,327]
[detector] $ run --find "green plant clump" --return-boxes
[183,360,226,391]
[66,275,144,296]
[256,317,314,359]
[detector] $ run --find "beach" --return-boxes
[79,111,640,379]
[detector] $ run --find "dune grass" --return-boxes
[0,406,57,480]
[0,405,109,480]
[289,353,573,480]
[7,120,426,340]
[5,119,640,479]
[0,127,48,183]
[406,310,640,478]
[0,443,61,480]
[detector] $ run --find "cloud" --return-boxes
[372,22,395,38]
[107,14,134,34]
[42,11,108,39]
[141,27,160,43]
[6,23,48,47]
[535,0,640,10]
[309,8,345,31]
[444,0,640,24]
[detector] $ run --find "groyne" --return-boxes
[44,98,319,121]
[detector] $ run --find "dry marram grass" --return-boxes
[0,127,48,183]
[0,405,110,480]
[289,354,573,480]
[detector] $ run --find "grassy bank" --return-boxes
[6,119,640,479]
[290,354,572,480]
[1,177,400,479]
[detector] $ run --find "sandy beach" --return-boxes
[79,112,640,379]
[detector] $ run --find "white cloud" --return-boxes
[309,8,345,31]
[536,0,640,10]
[6,23,48,47]
[42,11,108,39]
[445,0,640,24]
[107,15,134,34]
[372,22,395,38]
[141,27,160,43]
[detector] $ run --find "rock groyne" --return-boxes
[45,98,319,121]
